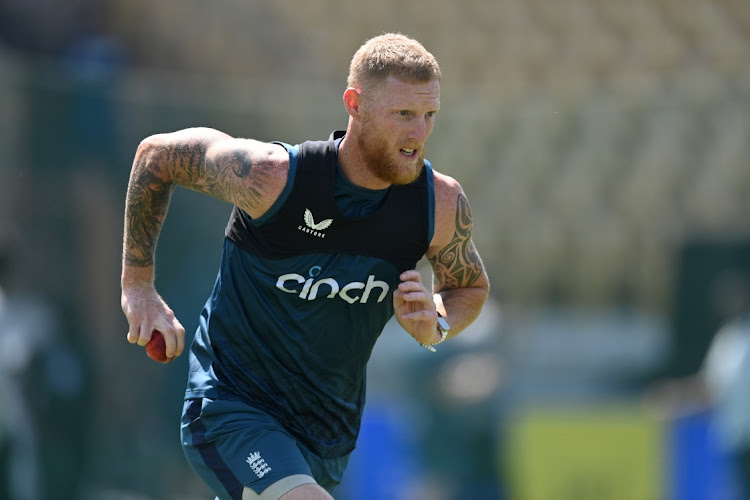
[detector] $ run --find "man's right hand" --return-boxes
[121,284,186,361]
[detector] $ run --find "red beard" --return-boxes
[358,118,425,185]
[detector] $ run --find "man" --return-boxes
[121,33,489,500]
[648,270,750,498]
[703,314,750,499]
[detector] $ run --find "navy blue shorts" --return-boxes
[180,397,349,499]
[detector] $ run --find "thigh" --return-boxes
[275,483,333,500]
[243,476,322,500]
[181,398,316,500]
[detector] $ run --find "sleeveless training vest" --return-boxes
[186,131,434,458]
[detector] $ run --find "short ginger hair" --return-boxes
[347,33,442,93]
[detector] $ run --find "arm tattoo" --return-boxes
[204,150,265,209]
[429,193,484,289]
[124,157,174,267]
[163,140,262,208]
[123,136,266,268]
[166,142,206,181]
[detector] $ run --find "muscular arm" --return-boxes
[427,187,490,338]
[122,127,287,282]
[120,127,287,358]
[393,173,489,347]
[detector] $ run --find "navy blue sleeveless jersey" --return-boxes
[185,131,435,458]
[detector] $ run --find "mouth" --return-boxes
[400,148,418,158]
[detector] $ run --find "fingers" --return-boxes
[394,271,441,344]
[399,269,422,284]
[123,312,152,345]
[141,319,186,359]
[123,294,141,344]
[397,270,426,295]
[395,271,438,323]
[396,275,432,308]
[126,322,140,344]
[173,319,186,358]
[159,319,186,359]
[122,290,185,359]
[398,308,437,323]
[394,288,432,310]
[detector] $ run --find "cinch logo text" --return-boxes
[276,272,390,304]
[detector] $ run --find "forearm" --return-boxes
[435,284,489,340]
[122,128,235,286]
[121,136,177,285]
[427,224,490,341]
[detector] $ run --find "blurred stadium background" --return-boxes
[0,0,749,498]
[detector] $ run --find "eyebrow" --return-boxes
[389,99,440,110]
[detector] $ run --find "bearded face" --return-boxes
[357,112,426,186]
[346,76,439,187]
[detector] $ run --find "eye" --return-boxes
[398,110,411,117]
[426,111,437,118]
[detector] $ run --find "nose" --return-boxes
[409,117,431,143]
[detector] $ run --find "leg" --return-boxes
[278,483,334,500]
[239,475,328,500]
[181,398,321,500]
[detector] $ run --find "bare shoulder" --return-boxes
[431,170,469,250]
[428,170,487,290]
[203,137,290,218]
[138,128,291,218]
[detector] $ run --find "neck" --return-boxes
[337,128,392,191]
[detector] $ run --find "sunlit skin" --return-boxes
[121,74,487,356]
[120,37,488,500]
[338,76,440,189]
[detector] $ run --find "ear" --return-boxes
[343,87,363,119]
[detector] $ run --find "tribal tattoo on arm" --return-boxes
[428,193,484,290]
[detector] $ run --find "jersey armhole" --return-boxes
[425,159,436,244]
[250,142,299,225]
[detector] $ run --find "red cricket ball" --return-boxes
[146,330,173,363]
